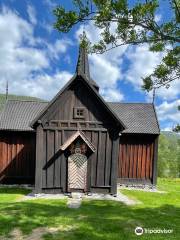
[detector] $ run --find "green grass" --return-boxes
[0,178,179,240]
[0,93,44,103]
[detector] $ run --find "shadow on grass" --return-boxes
[0,189,179,240]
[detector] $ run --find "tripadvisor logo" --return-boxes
[135,227,144,235]
[135,226,173,235]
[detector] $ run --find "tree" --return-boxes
[54,0,180,92]
[172,105,180,132]
[173,123,180,132]
[158,133,180,178]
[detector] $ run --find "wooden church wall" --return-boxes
[40,79,114,125]
[35,77,120,194]
[0,131,35,184]
[36,127,118,194]
[118,134,158,185]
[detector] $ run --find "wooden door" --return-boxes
[68,153,87,192]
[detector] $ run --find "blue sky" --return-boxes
[0,0,179,131]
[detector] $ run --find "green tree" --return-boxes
[172,106,180,132]
[173,123,180,132]
[158,133,180,178]
[54,0,180,91]
[158,134,169,177]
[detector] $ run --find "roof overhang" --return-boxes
[60,130,96,152]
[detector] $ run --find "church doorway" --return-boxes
[59,130,96,193]
[68,146,87,192]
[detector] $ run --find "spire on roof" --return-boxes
[76,31,90,80]
[6,80,8,100]
[76,31,99,91]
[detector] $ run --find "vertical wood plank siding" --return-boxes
[118,134,157,184]
[40,129,116,193]
[35,125,44,191]
[110,134,119,194]
[41,80,114,124]
[0,131,35,184]
[35,79,122,193]
[152,136,159,185]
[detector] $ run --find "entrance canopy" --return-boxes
[60,130,96,152]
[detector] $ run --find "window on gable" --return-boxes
[74,107,86,119]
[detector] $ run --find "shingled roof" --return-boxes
[0,100,48,131]
[108,102,160,134]
[0,99,159,134]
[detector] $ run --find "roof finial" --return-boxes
[80,30,89,52]
[152,87,156,104]
[6,80,8,100]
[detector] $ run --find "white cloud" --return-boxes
[125,44,163,88]
[75,22,180,134]
[0,6,48,82]
[8,71,72,99]
[100,88,124,102]
[124,44,180,101]
[156,99,180,123]
[0,6,72,100]
[161,127,173,131]
[41,21,54,34]
[89,54,121,88]
[76,23,101,44]
[155,14,162,23]
[156,80,180,100]
[90,52,124,101]
[43,0,57,9]
[45,39,73,60]
[0,8,49,71]
[27,4,37,25]
[76,22,180,105]
[0,6,35,46]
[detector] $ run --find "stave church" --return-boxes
[0,44,159,194]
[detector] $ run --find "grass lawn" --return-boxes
[0,178,179,240]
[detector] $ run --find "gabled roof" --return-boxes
[0,100,160,134]
[60,130,96,152]
[0,100,48,131]
[29,42,122,129]
[30,73,126,129]
[0,44,159,135]
[108,102,160,134]
[0,94,44,113]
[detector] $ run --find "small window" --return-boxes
[74,107,85,119]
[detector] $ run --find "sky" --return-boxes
[0,0,179,131]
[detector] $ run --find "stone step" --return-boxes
[67,198,82,208]
[71,192,84,199]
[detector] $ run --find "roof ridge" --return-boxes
[108,102,153,105]
[152,104,160,133]
[7,99,48,103]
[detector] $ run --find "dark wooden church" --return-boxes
[0,45,160,194]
